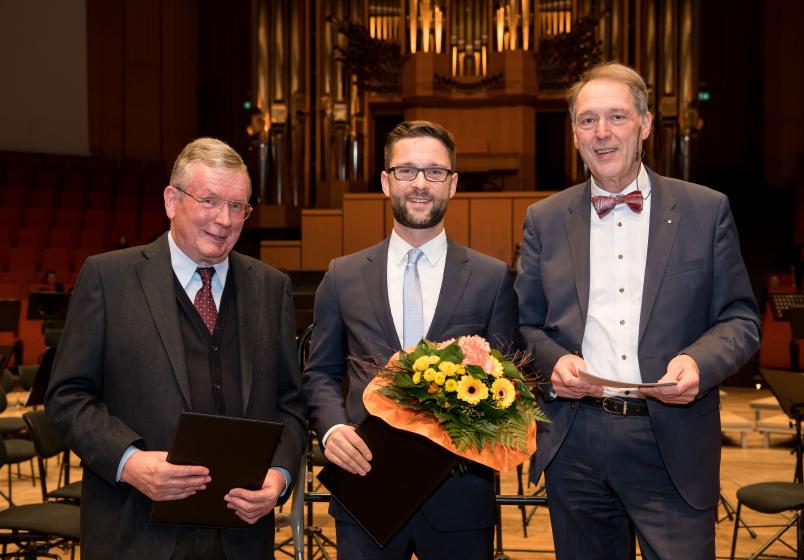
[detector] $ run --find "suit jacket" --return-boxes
[45,234,307,560]
[302,236,518,532]
[515,169,760,510]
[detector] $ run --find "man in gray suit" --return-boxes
[515,62,760,559]
[303,120,518,559]
[46,138,307,559]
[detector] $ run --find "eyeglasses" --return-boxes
[173,186,253,221]
[387,166,453,182]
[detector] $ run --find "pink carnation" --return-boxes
[436,338,456,349]
[458,335,494,372]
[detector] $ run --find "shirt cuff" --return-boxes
[271,466,291,497]
[321,423,347,447]
[116,445,140,482]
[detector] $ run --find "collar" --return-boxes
[590,164,651,199]
[388,228,448,267]
[168,231,229,290]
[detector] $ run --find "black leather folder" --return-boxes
[149,411,284,528]
[317,414,457,547]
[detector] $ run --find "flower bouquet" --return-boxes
[362,335,549,472]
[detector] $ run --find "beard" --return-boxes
[390,190,449,229]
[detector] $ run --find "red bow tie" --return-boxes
[591,190,644,218]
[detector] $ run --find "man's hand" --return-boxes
[224,468,286,525]
[120,450,210,501]
[324,425,372,475]
[551,354,604,399]
[641,354,700,405]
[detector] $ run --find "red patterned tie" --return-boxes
[591,190,644,219]
[194,267,217,334]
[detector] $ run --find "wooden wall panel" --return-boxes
[260,241,301,270]
[273,192,560,270]
[302,209,342,270]
[343,196,385,254]
[444,197,469,246]
[469,198,513,265]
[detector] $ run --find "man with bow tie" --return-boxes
[515,62,760,559]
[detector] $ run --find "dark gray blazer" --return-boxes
[302,236,518,532]
[45,234,307,560]
[515,168,760,511]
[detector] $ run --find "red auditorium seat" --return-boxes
[15,227,46,251]
[28,187,58,209]
[82,208,112,231]
[8,248,40,275]
[42,249,71,278]
[6,168,32,187]
[87,190,114,211]
[34,169,61,190]
[63,173,88,192]
[111,211,138,243]
[0,283,21,299]
[0,209,19,232]
[78,229,108,251]
[53,208,82,228]
[22,207,52,228]
[114,191,140,213]
[0,186,27,207]
[47,228,78,250]
[56,188,86,209]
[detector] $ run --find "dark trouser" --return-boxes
[336,509,493,560]
[545,401,716,560]
[170,527,228,560]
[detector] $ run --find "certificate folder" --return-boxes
[317,414,457,547]
[150,411,284,528]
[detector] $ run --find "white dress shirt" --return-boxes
[582,165,652,397]
[387,228,448,347]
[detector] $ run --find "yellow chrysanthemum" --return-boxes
[491,377,516,409]
[434,372,446,385]
[456,365,466,375]
[412,372,422,384]
[444,379,457,392]
[438,361,457,376]
[413,356,431,372]
[489,357,504,378]
[428,355,441,365]
[456,375,489,405]
[423,368,437,382]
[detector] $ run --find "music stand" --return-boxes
[25,347,56,408]
[26,292,70,322]
[0,300,22,337]
[760,368,804,483]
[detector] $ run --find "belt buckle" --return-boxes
[601,397,625,415]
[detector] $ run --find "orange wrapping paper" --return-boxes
[363,375,536,472]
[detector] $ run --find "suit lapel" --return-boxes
[427,239,470,339]
[639,170,680,344]
[563,182,592,322]
[362,239,401,348]
[136,235,192,408]
[231,253,258,413]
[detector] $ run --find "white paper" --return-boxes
[577,370,678,389]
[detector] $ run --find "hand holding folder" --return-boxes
[149,411,284,528]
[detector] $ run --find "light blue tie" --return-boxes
[403,248,424,348]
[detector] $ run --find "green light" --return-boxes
[243,100,253,110]
[698,90,711,102]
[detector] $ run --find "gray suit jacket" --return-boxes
[302,236,518,532]
[515,169,760,510]
[45,234,307,560]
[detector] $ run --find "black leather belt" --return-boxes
[581,396,649,416]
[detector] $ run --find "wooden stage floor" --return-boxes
[2,386,798,559]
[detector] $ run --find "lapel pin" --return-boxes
[666,219,673,224]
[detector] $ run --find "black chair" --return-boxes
[789,307,804,371]
[0,438,80,559]
[22,411,81,505]
[729,482,804,560]
[0,388,36,507]
[0,371,23,438]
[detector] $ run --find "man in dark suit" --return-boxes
[302,121,518,559]
[45,138,307,559]
[515,62,761,559]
